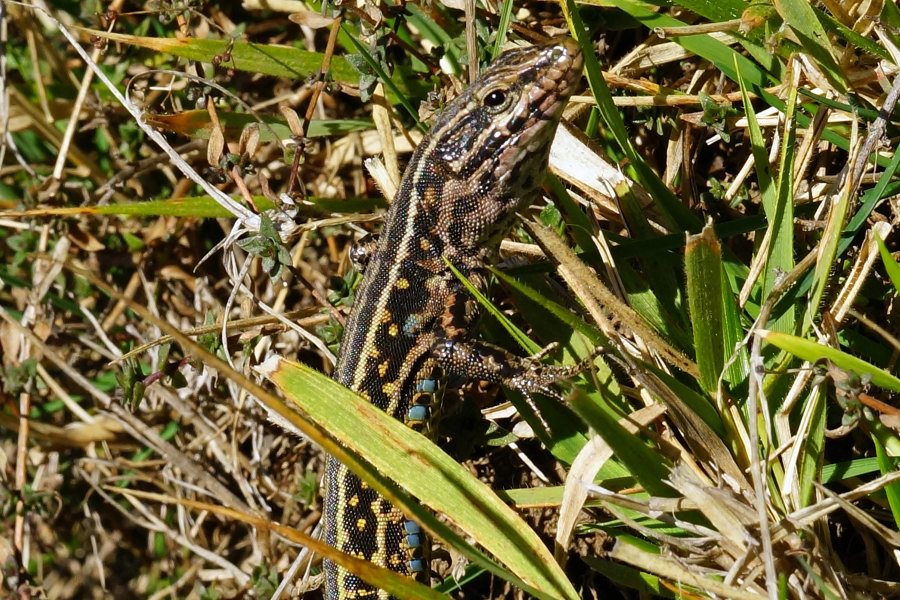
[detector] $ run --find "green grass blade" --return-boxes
[805,167,852,331]
[568,389,675,497]
[491,268,603,351]
[720,260,751,388]
[611,184,692,348]
[736,57,795,333]
[684,224,726,394]
[342,31,424,129]
[560,0,698,231]
[877,234,900,292]
[822,457,889,482]
[582,556,665,596]
[445,259,538,354]
[768,74,798,332]
[82,29,360,83]
[267,359,579,600]
[547,174,602,264]
[0,195,382,219]
[816,9,891,61]
[797,387,826,507]
[760,331,900,391]
[491,0,516,60]
[775,0,848,93]
[874,438,900,529]
[667,0,742,22]
[147,110,371,141]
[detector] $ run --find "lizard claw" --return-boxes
[507,344,601,431]
[512,343,600,395]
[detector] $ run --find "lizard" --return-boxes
[324,37,584,599]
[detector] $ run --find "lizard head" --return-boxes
[416,38,583,252]
[428,38,582,178]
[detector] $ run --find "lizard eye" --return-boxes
[482,87,511,112]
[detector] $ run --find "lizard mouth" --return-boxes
[529,38,584,121]
[495,38,582,151]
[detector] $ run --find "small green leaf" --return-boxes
[238,214,291,279]
[122,232,145,252]
[699,92,736,142]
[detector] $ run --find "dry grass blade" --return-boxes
[555,404,665,562]
[608,541,767,600]
[106,489,445,599]
[524,220,697,378]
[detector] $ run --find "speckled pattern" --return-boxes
[324,38,583,599]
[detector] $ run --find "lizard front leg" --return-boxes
[434,337,580,400]
[431,280,582,419]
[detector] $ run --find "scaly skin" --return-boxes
[325,38,583,599]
